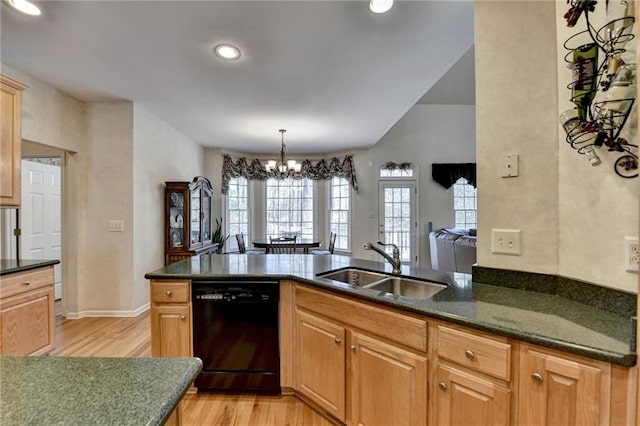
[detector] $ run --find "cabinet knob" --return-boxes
[23,281,31,286]
[165,291,172,297]
[439,382,448,391]
[465,350,475,360]
[532,373,544,383]
[334,337,342,344]
[180,315,186,320]
[350,345,357,352]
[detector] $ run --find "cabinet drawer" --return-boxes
[151,281,190,303]
[437,325,512,381]
[296,285,427,352]
[0,267,54,300]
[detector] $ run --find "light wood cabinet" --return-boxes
[518,343,611,426]
[431,323,512,426]
[150,280,192,358]
[294,285,428,425]
[0,266,55,355]
[435,363,510,426]
[349,331,427,426]
[0,74,26,207]
[295,309,346,420]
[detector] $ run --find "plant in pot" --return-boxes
[212,218,229,254]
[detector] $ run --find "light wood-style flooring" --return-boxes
[52,312,334,426]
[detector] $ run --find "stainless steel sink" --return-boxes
[317,268,388,287]
[368,277,447,299]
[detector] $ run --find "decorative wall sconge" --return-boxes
[560,0,637,178]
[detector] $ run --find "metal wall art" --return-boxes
[560,0,637,178]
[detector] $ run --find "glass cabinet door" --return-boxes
[168,191,185,249]
[202,189,212,243]
[190,188,201,246]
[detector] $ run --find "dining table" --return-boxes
[252,237,323,254]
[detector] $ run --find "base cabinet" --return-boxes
[0,266,55,355]
[294,285,429,426]
[349,331,427,426]
[435,364,510,426]
[150,280,192,358]
[518,344,611,426]
[296,309,346,420]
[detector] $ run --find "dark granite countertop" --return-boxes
[145,254,637,367]
[0,259,60,276]
[0,356,202,425]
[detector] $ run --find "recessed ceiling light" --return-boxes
[5,0,41,16]
[214,44,241,60]
[369,0,393,14]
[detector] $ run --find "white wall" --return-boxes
[350,104,476,266]
[132,105,204,309]
[475,0,638,293]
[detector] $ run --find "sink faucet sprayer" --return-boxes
[363,241,402,274]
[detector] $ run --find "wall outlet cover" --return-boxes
[624,236,638,273]
[491,229,522,255]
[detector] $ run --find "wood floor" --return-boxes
[52,312,335,426]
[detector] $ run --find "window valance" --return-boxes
[431,163,477,189]
[222,154,358,195]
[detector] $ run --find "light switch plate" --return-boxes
[491,229,522,255]
[109,220,124,232]
[500,154,519,177]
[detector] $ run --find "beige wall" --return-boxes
[132,105,204,309]
[475,0,638,293]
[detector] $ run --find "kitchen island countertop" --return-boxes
[146,254,637,367]
[0,356,202,425]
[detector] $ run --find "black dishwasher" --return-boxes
[192,280,280,392]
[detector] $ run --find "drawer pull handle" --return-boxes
[532,373,544,383]
[439,382,448,391]
[180,315,186,320]
[334,337,342,344]
[165,291,172,297]
[465,350,475,360]
[23,282,31,286]
[350,345,357,352]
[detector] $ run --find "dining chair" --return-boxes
[236,232,264,254]
[269,236,297,254]
[311,231,337,255]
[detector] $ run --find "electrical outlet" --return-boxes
[491,229,522,255]
[624,236,639,273]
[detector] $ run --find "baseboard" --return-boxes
[64,302,150,319]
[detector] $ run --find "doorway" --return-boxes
[21,158,63,301]
[378,179,417,265]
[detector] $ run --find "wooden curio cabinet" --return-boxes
[165,176,216,265]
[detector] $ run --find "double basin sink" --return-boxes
[317,268,446,300]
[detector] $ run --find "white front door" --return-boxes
[21,160,62,299]
[378,180,417,265]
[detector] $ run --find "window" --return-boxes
[226,177,249,248]
[379,168,414,178]
[453,177,477,229]
[329,177,350,251]
[266,178,314,238]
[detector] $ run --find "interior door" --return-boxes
[21,159,62,299]
[378,180,417,264]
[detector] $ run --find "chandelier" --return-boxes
[265,129,302,173]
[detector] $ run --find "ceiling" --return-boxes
[1,0,475,154]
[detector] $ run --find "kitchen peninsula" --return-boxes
[0,355,202,425]
[146,253,637,426]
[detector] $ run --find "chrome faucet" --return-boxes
[363,241,402,274]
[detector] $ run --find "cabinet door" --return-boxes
[0,286,55,355]
[349,331,427,426]
[519,345,610,426]
[295,309,346,421]
[435,364,510,426]
[151,304,192,357]
[0,77,24,207]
